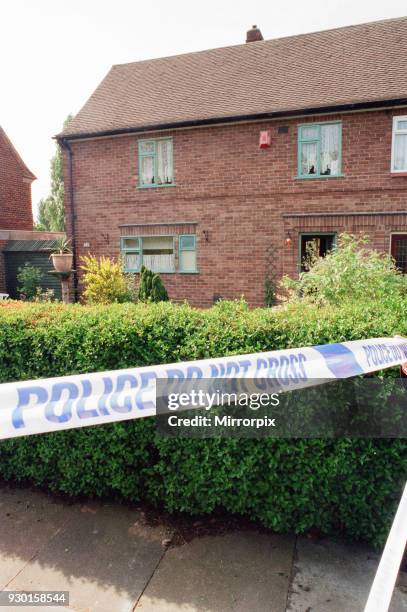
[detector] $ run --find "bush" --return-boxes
[17,264,43,300]
[264,276,275,307]
[0,298,405,546]
[80,255,135,304]
[282,233,407,305]
[138,266,169,302]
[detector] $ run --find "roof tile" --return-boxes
[61,17,407,138]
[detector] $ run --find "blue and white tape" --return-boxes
[0,337,406,440]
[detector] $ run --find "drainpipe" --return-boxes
[61,138,78,301]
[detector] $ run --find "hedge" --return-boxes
[0,298,406,546]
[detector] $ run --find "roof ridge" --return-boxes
[112,15,407,69]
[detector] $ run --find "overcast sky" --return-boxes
[1,0,406,218]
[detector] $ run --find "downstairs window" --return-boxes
[121,234,197,273]
[121,236,175,273]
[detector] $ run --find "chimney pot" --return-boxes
[246,25,264,43]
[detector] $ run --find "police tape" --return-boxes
[0,336,406,440]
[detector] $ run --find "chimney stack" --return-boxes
[246,25,263,43]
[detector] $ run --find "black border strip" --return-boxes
[57,98,407,142]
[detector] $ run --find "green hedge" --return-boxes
[0,299,406,546]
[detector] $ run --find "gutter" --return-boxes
[56,97,407,142]
[60,139,78,301]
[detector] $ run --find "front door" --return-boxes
[391,234,407,273]
[300,234,336,272]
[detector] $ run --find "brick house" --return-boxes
[59,17,407,307]
[0,126,64,297]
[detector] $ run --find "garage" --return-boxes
[3,239,62,300]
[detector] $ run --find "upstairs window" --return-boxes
[391,116,407,173]
[138,138,174,187]
[298,122,342,178]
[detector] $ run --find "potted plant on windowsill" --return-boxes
[51,237,73,273]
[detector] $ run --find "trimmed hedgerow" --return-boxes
[0,299,406,546]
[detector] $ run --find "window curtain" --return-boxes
[142,236,174,272]
[141,156,154,184]
[394,134,407,171]
[143,254,174,271]
[301,142,317,175]
[320,124,340,175]
[157,140,173,184]
[125,253,140,270]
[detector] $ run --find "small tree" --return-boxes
[281,233,407,305]
[17,264,43,300]
[35,115,72,232]
[80,255,135,304]
[138,266,169,302]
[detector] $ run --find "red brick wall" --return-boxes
[0,131,34,231]
[64,108,407,307]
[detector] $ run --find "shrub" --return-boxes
[80,255,135,304]
[282,233,407,305]
[138,265,169,302]
[264,276,275,307]
[0,298,405,546]
[34,287,55,302]
[17,264,43,300]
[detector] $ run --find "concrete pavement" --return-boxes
[0,485,405,611]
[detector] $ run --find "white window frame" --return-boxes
[391,116,407,173]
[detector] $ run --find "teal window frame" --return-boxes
[121,235,176,273]
[178,234,197,273]
[138,137,175,188]
[297,121,342,179]
[121,236,141,272]
[121,234,197,274]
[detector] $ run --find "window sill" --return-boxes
[127,270,198,275]
[137,183,176,189]
[128,270,176,274]
[294,174,345,181]
[390,172,407,177]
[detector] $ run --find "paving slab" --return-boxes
[288,536,407,612]
[3,495,171,612]
[135,531,295,612]
[0,486,75,589]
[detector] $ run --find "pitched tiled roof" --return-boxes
[0,127,36,179]
[60,17,407,139]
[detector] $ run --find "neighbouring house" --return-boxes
[0,126,64,298]
[58,17,407,307]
